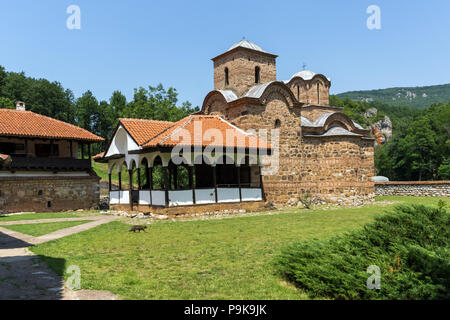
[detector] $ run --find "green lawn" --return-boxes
[93,161,130,188]
[0,211,87,222]
[3,220,93,237]
[31,196,448,300]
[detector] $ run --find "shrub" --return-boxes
[298,192,313,209]
[276,204,450,299]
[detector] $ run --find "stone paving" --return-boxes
[0,215,119,300]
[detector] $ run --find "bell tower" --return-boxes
[211,39,278,97]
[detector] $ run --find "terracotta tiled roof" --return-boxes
[0,109,104,142]
[119,118,173,146]
[93,152,104,160]
[142,115,271,150]
[0,153,10,161]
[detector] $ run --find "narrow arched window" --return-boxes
[225,67,229,86]
[274,119,281,128]
[317,83,320,104]
[255,66,260,84]
[297,85,300,100]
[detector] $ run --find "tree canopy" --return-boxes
[0,66,199,154]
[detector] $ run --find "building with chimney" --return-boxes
[0,102,104,213]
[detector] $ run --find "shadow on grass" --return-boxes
[0,231,67,300]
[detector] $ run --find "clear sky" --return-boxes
[1,0,449,108]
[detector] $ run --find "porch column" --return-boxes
[88,144,91,162]
[189,165,196,204]
[147,167,153,205]
[129,169,133,211]
[237,165,242,202]
[213,165,218,203]
[164,165,169,207]
[118,171,122,205]
[81,143,84,159]
[259,165,266,202]
[137,167,141,190]
[69,141,73,158]
[50,140,54,158]
[173,165,178,190]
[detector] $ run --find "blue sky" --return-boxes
[1,0,449,108]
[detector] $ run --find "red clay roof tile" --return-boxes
[0,109,104,142]
[119,118,173,146]
[142,115,271,150]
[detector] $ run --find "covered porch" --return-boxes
[107,152,265,210]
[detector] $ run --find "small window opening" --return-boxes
[38,190,43,197]
[47,201,52,208]
[317,83,320,104]
[255,66,260,84]
[274,119,281,128]
[225,67,229,86]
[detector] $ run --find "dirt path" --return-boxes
[0,215,119,300]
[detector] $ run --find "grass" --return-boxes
[2,220,93,237]
[31,196,448,300]
[92,160,130,188]
[0,211,88,222]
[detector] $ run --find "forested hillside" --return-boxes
[331,95,450,181]
[0,66,199,154]
[337,83,450,109]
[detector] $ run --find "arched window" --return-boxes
[225,67,229,86]
[274,119,281,128]
[255,66,260,84]
[152,156,165,190]
[317,83,320,105]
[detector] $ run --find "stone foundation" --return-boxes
[0,176,100,213]
[375,181,450,197]
[110,201,268,217]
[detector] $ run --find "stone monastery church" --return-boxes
[202,39,375,205]
[96,39,375,212]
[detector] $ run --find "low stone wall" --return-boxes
[375,181,450,197]
[0,175,100,213]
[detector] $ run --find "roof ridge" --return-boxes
[119,118,174,124]
[138,120,181,147]
[0,108,103,141]
[158,115,196,145]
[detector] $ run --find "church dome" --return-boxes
[228,39,266,53]
[289,70,331,82]
[291,70,316,80]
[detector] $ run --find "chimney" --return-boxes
[16,101,26,111]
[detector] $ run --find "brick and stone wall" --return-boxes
[375,181,450,197]
[213,49,277,97]
[204,43,375,207]
[287,78,330,106]
[225,88,375,206]
[0,176,100,213]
